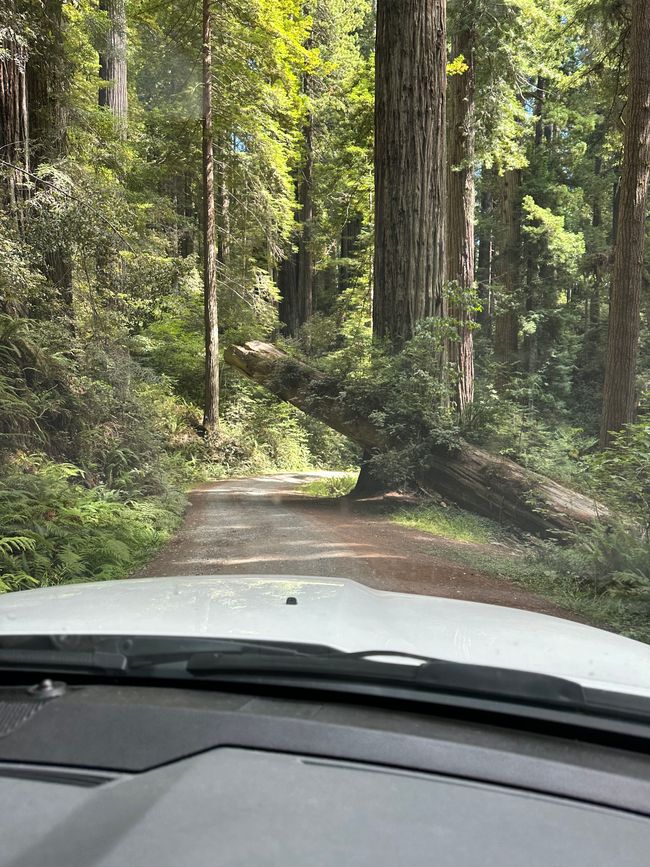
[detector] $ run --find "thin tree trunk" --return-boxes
[600,0,650,446]
[446,19,476,412]
[476,179,493,324]
[521,76,546,387]
[278,250,300,335]
[217,139,230,267]
[279,72,313,336]
[373,0,446,347]
[580,153,604,366]
[99,0,128,138]
[177,171,195,258]
[297,108,313,324]
[339,212,362,294]
[493,169,521,388]
[533,76,546,148]
[202,0,219,432]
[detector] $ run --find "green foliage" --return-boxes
[467,384,590,482]
[300,473,358,497]
[527,523,650,640]
[0,455,183,593]
[588,418,650,535]
[0,312,197,591]
[521,195,586,275]
[392,503,498,545]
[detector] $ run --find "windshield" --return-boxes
[0,0,649,709]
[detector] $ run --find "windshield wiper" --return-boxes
[185,650,587,710]
[0,637,341,675]
[0,648,128,673]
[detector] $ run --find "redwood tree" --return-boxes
[600,0,650,447]
[202,0,219,432]
[278,58,314,336]
[373,0,446,347]
[0,23,29,226]
[446,12,476,412]
[99,0,128,137]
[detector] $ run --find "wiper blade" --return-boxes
[124,639,344,671]
[0,648,128,672]
[0,637,342,675]
[185,651,586,710]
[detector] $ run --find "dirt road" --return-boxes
[139,472,571,617]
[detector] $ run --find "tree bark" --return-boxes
[202,0,219,432]
[373,0,446,347]
[99,0,128,137]
[493,169,521,388]
[0,25,30,227]
[599,0,650,447]
[446,19,476,413]
[27,0,73,312]
[224,340,608,536]
[279,82,313,335]
[277,250,299,335]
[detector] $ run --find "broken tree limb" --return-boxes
[224,340,608,536]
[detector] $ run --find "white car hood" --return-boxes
[0,574,649,698]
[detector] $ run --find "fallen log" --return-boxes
[224,340,607,536]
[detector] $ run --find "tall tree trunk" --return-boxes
[278,250,300,335]
[600,0,650,447]
[373,0,446,348]
[28,0,73,312]
[279,75,313,336]
[202,0,219,432]
[297,108,313,324]
[493,169,521,388]
[446,18,476,412]
[0,25,30,230]
[99,0,128,138]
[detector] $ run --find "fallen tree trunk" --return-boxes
[224,340,607,536]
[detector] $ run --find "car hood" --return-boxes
[0,574,649,697]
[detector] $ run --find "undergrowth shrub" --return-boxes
[307,317,460,487]
[527,417,650,627]
[0,455,184,593]
[0,316,195,592]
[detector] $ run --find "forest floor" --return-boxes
[138,472,579,620]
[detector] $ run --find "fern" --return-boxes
[0,536,37,556]
[0,455,184,593]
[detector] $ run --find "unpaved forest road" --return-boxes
[139,472,572,617]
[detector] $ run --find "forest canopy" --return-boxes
[0,0,649,630]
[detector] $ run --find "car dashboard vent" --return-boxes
[0,694,48,739]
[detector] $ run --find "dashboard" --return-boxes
[1,680,650,865]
